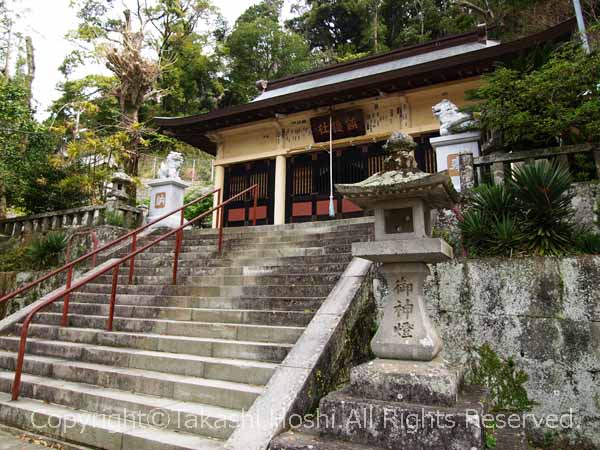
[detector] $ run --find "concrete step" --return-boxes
[132,253,352,268]
[46,302,314,326]
[28,312,305,344]
[16,324,292,363]
[0,371,240,439]
[0,349,263,410]
[0,392,225,450]
[69,292,324,311]
[124,262,349,277]
[77,282,335,298]
[149,234,371,251]
[0,336,278,385]
[94,273,342,287]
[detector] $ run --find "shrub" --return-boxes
[467,343,533,412]
[104,210,125,228]
[460,160,575,257]
[26,232,68,270]
[184,190,213,227]
[573,228,600,255]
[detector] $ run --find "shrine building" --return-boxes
[155,20,574,227]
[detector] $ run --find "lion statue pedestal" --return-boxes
[147,152,190,229]
[430,100,480,192]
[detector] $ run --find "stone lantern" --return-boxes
[335,132,485,449]
[106,171,133,210]
[337,131,458,362]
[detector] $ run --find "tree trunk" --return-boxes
[25,36,35,109]
[0,178,7,220]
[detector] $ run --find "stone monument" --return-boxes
[304,132,488,449]
[430,99,481,192]
[146,152,189,228]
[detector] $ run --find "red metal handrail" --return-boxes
[10,184,258,401]
[0,188,220,317]
[63,230,100,327]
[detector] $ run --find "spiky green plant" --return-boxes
[510,161,574,256]
[26,232,68,269]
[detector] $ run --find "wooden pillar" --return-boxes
[274,155,287,225]
[212,165,225,229]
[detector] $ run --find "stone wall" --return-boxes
[571,182,600,229]
[400,256,599,448]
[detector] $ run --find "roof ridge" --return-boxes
[263,26,489,93]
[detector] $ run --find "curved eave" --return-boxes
[155,19,575,155]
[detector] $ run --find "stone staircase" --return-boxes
[0,218,374,450]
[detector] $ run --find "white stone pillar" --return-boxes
[429,131,481,192]
[273,155,287,225]
[212,165,225,229]
[146,178,190,228]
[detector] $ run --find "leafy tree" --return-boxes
[222,0,313,105]
[469,43,600,150]
[64,0,220,177]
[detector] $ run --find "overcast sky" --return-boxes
[16,0,266,119]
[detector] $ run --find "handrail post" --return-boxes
[218,205,224,254]
[91,231,99,267]
[128,234,137,284]
[107,264,120,332]
[11,319,30,401]
[253,185,258,226]
[173,229,182,285]
[60,266,73,327]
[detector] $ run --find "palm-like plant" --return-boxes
[26,232,68,269]
[510,161,574,256]
[460,160,575,257]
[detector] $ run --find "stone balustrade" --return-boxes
[459,143,600,190]
[0,205,143,238]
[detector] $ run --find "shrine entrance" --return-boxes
[223,159,275,227]
[285,135,437,223]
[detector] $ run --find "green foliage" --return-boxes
[0,76,94,214]
[103,210,125,228]
[222,0,313,105]
[0,240,30,272]
[467,343,533,412]
[26,232,68,270]
[573,227,600,254]
[460,161,576,257]
[184,190,213,226]
[511,160,575,255]
[469,43,600,150]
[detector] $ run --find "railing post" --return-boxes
[253,185,258,226]
[218,205,224,254]
[107,264,120,332]
[60,266,74,327]
[173,229,182,285]
[458,153,475,191]
[491,161,505,185]
[128,234,137,284]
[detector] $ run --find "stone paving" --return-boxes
[0,428,68,450]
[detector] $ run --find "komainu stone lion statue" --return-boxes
[432,99,476,136]
[158,151,184,180]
